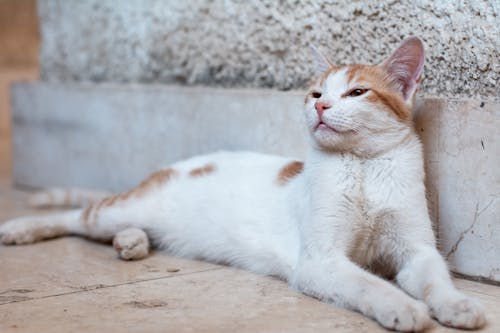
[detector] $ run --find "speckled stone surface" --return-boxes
[38,0,499,100]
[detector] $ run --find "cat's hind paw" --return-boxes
[113,228,150,260]
[0,218,41,245]
[431,295,486,329]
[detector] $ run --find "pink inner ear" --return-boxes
[383,37,425,100]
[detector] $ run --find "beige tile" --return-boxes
[0,267,381,333]
[0,237,220,304]
[1,265,499,333]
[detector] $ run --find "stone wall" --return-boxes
[39,0,498,100]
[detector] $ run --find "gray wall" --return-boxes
[39,0,499,100]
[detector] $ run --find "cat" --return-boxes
[0,37,486,332]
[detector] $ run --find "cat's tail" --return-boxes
[28,188,112,208]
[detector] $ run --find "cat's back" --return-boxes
[158,150,303,219]
[170,150,294,178]
[165,151,302,191]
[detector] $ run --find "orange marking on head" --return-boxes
[276,161,304,185]
[343,64,411,121]
[319,66,343,85]
[369,89,410,121]
[346,64,365,84]
[189,163,216,177]
[304,93,311,105]
[305,66,344,105]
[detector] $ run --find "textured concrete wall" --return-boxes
[38,0,499,100]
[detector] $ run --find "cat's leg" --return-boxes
[1,169,177,246]
[1,211,151,261]
[0,202,125,244]
[292,253,432,332]
[396,243,486,329]
[113,228,150,260]
[0,210,82,244]
[1,192,154,250]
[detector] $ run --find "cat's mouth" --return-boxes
[315,122,354,135]
[315,122,340,133]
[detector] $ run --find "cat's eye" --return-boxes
[311,91,322,98]
[348,88,368,97]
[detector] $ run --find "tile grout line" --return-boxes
[0,266,224,306]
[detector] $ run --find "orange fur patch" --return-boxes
[82,205,92,225]
[276,161,304,185]
[345,64,411,121]
[346,64,364,84]
[135,169,178,194]
[80,168,178,226]
[320,66,343,85]
[368,89,410,120]
[189,163,216,177]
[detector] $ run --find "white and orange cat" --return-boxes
[0,38,485,331]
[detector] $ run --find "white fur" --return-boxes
[0,42,485,331]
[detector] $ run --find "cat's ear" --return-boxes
[381,37,425,103]
[310,45,333,74]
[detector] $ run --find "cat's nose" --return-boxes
[315,101,332,119]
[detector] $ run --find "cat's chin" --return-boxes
[314,122,354,135]
[312,129,355,151]
[313,122,355,140]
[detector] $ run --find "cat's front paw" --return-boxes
[0,218,39,245]
[375,299,432,332]
[431,295,486,329]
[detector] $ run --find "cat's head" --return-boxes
[304,37,424,156]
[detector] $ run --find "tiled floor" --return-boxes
[0,69,499,332]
